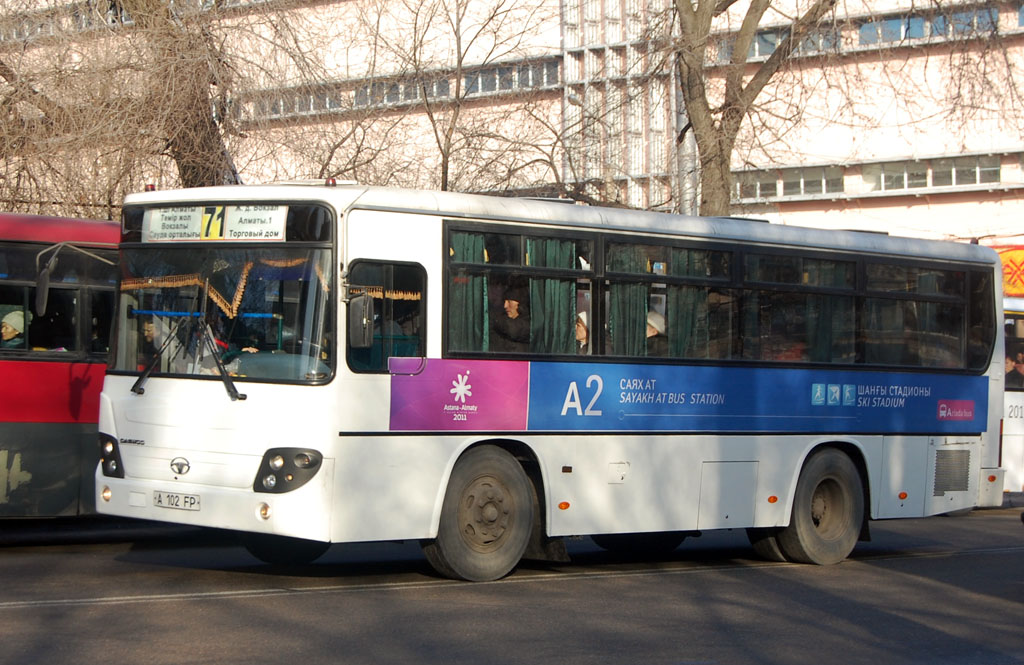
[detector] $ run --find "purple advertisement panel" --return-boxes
[389,358,529,431]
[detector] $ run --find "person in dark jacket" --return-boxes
[491,286,530,353]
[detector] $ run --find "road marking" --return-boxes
[1,544,1023,611]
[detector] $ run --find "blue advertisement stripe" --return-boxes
[527,362,989,434]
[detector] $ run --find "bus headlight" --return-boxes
[253,447,322,494]
[99,433,125,479]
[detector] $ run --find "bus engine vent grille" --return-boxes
[933,449,971,496]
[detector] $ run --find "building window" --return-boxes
[780,167,844,196]
[797,27,840,54]
[932,8,998,37]
[749,29,789,58]
[864,157,1001,191]
[864,161,929,191]
[736,171,778,199]
[859,16,925,45]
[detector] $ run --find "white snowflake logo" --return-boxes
[450,371,472,403]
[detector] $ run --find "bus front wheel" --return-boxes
[422,445,533,582]
[776,448,863,565]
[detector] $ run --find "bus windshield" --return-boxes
[112,246,333,383]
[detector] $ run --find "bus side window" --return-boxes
[346,261,426,373]
[27,288,77,351]
[90,289,116,353]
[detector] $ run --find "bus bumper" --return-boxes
[93,459,334,542]
[977,467,1005,507]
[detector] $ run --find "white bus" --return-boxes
[96,184,1005,581]
[1003,296,1024,493]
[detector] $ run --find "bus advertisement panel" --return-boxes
[95,185,1003,581]
[390,357,988,435]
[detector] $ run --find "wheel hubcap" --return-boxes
[458,475,512,552]
[811,478,844,539]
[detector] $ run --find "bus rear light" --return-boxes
[253,447,323,494]
[99,433,125,479]
[898,492,908,500]
[767,495,778,504]
[987,475,998,483]
[558,501,570,510]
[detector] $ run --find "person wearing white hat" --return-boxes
[1,311,26,349]
[646,310,668,357]
[575,311,590,354]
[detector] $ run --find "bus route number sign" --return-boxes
[153,490,200,511]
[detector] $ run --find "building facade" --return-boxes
[1,0,1022,241]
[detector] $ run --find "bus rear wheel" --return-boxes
[422,445,533,582]
[777,448,864,565]
[746,528,789,562]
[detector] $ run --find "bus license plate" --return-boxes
[153,491,200,511]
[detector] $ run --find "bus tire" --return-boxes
[241,533,330,565]
[422,445,533,582]
[591,531,687,555]
[746,528,789,562]
[776,448,864,565]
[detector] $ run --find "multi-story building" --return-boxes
[1,0,1021,240]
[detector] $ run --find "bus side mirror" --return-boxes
[35,265,51,316]
[348,293,374,349]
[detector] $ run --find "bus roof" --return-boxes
[123,184,999,266]
[0,212,119,245]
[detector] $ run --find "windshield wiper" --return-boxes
[193,279,246,402]
[130,280,247,401]
[131,285,202,396]
[195,320,247,401]
[130,312,191,395]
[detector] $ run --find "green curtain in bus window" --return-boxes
[667,249,711,358]
[526,238,576,354]
[864,298,910,365]
[805,294,856,363]
[607,245,647,356]
[912,273,961,367]
[449,233,487,352]
[740,290,761,360]
[667,285,705,358]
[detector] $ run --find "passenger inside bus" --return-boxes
[575,311,590,355]
[1007,353,1024,389]
[491,285,530,353]
[646,310,668,357]
[1,311,26,349]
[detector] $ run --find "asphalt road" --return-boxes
[0,500,1022,665]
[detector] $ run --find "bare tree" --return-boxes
[355,0,562,193]
[119,0,240,187]
[672,0,839,215]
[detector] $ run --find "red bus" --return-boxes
[0,212,118,517]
